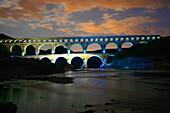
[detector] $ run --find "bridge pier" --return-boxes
[101,58,107,67]
[83,58,87,67]
[117,44,122,52]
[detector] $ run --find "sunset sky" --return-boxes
[0,0,170,38]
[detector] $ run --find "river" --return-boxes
[0,68,170,113]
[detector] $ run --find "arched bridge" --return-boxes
[0,35,161,67]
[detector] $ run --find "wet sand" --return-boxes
[0,69,170,113]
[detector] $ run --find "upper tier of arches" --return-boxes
[1,35,161,56]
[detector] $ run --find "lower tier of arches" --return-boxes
[22,53,113,68]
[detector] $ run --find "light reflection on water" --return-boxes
[0,69,170,113]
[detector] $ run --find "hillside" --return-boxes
[115,36,170,59]
[113,36,170,67]
[0,34,14,39]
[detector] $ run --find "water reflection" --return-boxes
[0,69,170,113]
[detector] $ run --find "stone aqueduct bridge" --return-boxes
[1,35,160,67]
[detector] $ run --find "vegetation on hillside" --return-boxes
[0,34,14,39]
[115,36,170,59]
[113,36,170,67]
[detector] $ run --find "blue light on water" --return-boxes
[83,49,86,54]
[51,60,54,63]
[67,50,70,54]
[124,66,130,69]
[102,49,106,53]
[22,52,25,56]
[36,52,39,55]
[118,48,122,52]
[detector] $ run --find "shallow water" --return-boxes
[0,69,170,113]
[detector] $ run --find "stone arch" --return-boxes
[139,41,147,44]
[71,56,83,67]
[87,56,103,68]
[54,44,67,54]
[10,44,22,56]
[55,43,67,48]
[39,44,52,55]
[105,42,118,53]
[55,57,67,64]
[70,43,83,53]
[121,42,133,48]
[0,44,9,57]
[40,57,51,63]
[25,44,36,55]
[86,43,102,53]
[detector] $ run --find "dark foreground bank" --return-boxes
[0,57,67,81]
[0,102,18,113]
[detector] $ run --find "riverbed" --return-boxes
[0,68,170,113]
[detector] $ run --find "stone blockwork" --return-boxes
[0,35,160,55]
[0,35,161,67]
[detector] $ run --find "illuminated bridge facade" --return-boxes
[0,35,160,67]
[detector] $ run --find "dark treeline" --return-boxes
[115,36,170,59]
[0,57,67,81]
[0,44,10,57]
[112,36,170,67]
[0,34,14,39]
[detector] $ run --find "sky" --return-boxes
[0,0,170,39]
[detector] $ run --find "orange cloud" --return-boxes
[75,16,159,35]
[59,28,71,33]
[52,16,75,26]
[0,0,169,22]
[102,14,113,20]
[0,21,16,27]
[34,0,170,14]
[29,23,53,29]
[0,0,45,21]
[59,28,75,35]
[75,21,106,34]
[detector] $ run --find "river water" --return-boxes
[0,68,170,113]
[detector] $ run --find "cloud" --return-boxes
[59,28,75,35]
[52,16,75,26]
[0,0,45,21]
[59,28,71,33]
[102,14,113,20]
[29,23,53,30]
[34,0,170,14]
[74,16,160,35]
[0,0,20,8]
[1,0,169,22]
[0,0,170,37]
[0,21,16,27]
[75,21,106,34]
